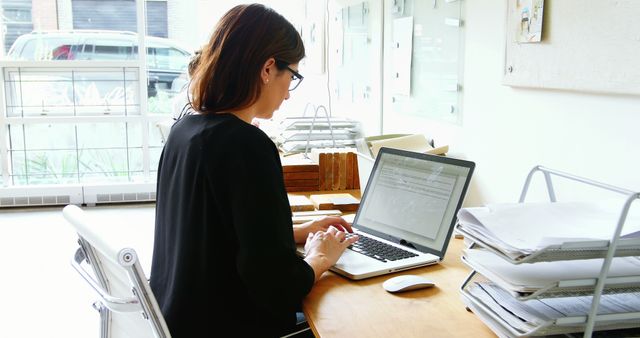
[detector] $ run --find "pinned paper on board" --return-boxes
[515,0,544,43]
[302,1,326,73]
[392,16,414,96]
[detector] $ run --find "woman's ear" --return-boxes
[261,58,276,84]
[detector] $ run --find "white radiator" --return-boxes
[82,182,156,206]
[0,182,156,207]
[0,184,84,207]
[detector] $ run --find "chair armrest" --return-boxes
[72,247,141,313]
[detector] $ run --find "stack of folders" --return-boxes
[456,202,640,337]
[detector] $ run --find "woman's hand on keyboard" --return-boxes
[303,226,359,282]
[293,216,354,244]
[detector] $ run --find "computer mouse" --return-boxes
[382,275,435,293]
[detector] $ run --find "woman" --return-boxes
[150,4,358,337]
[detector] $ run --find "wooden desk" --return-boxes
[302,238,496,337]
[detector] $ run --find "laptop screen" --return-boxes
[353,147,474,257]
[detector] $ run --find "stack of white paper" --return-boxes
[465,281,640,336]
[457,202,640,260]
[463,249,640,297]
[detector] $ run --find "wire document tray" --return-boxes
[459,166,640,338]
[461,252,640,301]
[461,274,640,337]
[455,226,640,264]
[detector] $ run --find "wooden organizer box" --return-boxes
[281,154,320,192]
[309,149,360,191]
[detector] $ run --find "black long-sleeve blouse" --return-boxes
[150,113,314,337]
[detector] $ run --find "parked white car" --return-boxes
[7,30,192,97]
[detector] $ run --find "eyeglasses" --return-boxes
[284,66,304,91]
[275,60,304,91]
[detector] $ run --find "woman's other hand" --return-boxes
[293,216,353,244]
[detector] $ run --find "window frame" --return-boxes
[0,0,156,188]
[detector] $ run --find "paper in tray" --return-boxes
[460,275,640,337]
[456,224,640,264]
[462,248,640,300]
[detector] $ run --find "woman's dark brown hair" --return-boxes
[190,4,305,114]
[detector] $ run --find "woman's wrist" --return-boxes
[293,225,307,244]
[304,254,330,282]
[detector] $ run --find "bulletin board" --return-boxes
[503,0,640,95]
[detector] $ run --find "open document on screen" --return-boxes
[356,150,471,253]
[361,164,456,239]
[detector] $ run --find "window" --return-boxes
[3,65,164,186]
[4,8,32,23]
[0,2,169,189]
[2,2,34,52]
[0,1,303,197]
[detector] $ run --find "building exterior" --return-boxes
[2,0,34,53]
[2,0,169,54]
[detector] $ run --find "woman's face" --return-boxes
[256,63,298,119]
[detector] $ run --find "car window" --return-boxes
[149,47,189,72]
[143,47,157,69]
[93,44,134,60]
[75,44,93,60]
[82,38,134,60]
[18,39,37,60]
[19,37,76,60]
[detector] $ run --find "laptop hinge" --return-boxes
[399,239,416,250]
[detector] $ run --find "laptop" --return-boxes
[299,147,475,280]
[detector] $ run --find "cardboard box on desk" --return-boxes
[356,134,449,191]
[366,134,448,158]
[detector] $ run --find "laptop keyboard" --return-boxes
[346,233,418,263]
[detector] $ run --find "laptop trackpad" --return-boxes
[334,249,383,271]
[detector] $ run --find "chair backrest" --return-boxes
[63,205,171,338]
[156,119,174,144]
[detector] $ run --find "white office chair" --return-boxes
[63,205,171,338]
[156,119,175,144]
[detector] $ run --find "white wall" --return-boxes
[383,0,640,206]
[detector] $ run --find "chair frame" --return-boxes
[65,205,171,338]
